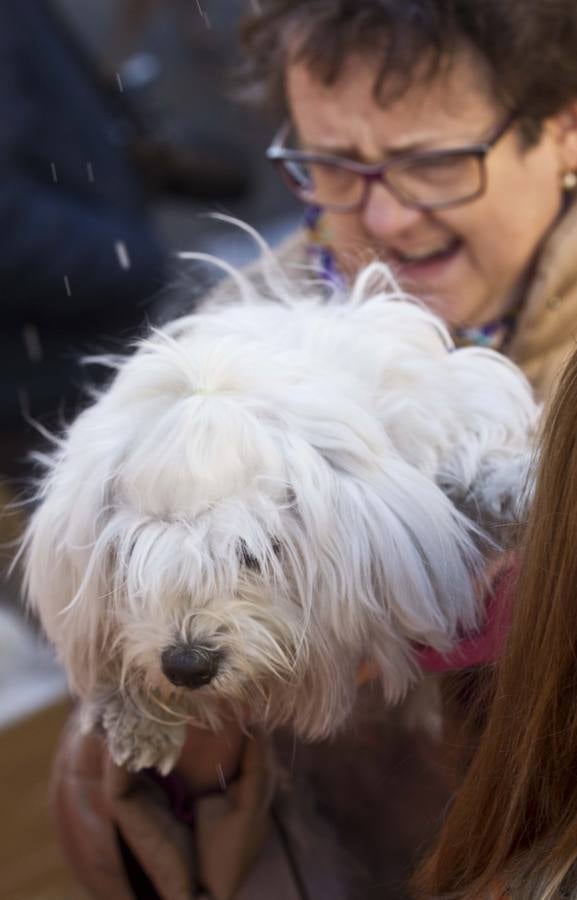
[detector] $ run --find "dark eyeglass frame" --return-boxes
[266,113,517,213]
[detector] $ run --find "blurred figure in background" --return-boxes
[0,0,167,472]
[0,0,250,478]
[0,0,170,622]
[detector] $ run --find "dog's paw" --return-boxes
[438,452,532,547]
[101,699,186,775]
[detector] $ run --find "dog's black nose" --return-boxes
[161,644,221,689]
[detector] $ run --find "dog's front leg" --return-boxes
[81,692,186,775]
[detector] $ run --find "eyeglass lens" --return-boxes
[283,152,484,211]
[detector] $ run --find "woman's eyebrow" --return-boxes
[298,141,363,158]
[300,136,445,159]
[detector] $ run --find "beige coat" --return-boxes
[509,198,577,398]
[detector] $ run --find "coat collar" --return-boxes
[508,197,577,395]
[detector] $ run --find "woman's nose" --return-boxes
[361,181,425,242]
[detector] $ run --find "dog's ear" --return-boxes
[23,412,123,697]
[436,347,539,549]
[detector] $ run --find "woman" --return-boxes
[414,344,577,900]
[245,0,577,398]
[49,2,577,897]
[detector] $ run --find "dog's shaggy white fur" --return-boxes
[23,254,538,774]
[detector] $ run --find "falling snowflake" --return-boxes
[86,162,95,183]
[64,275,72,297]
[50,163,58,184]
[114,241,131,270]
[22,324,43,363]
[194,0,211,27]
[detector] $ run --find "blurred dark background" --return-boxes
[68,0,299,262]
[60,0,299,259]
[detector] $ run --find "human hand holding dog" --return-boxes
[52,707,267,899]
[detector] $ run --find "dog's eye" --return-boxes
[238,541,261,572]
[237,539,282,572]
[271,539,282,559]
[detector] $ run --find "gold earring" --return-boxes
[562,171,577,191]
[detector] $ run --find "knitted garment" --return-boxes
[414,563,517,672]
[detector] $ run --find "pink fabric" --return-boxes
[414,564,518,673]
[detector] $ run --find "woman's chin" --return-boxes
[392,249,485,328]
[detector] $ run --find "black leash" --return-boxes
[271,804,313,900]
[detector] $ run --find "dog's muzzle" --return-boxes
[161,644,221,689]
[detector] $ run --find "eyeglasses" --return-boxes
[266,114,517,213]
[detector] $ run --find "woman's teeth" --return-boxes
[396,241,458,263]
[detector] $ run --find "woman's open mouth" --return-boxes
[390,238,462,282]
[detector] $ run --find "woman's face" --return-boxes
[286,50,577,328]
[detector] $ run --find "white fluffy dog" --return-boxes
[23,252,538,774]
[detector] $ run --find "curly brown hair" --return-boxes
[241,0,577,141]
